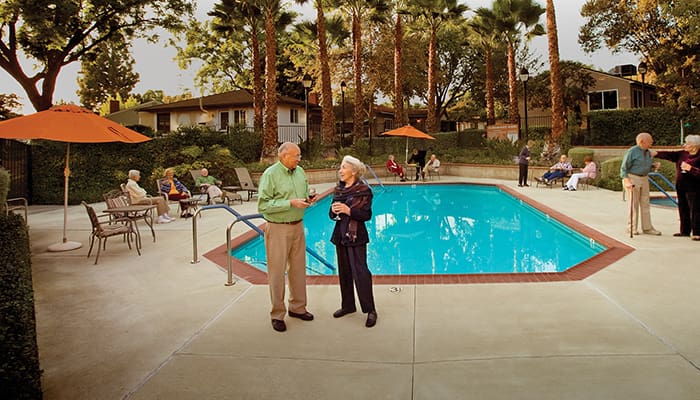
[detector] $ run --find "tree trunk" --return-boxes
[394,13,404,127]
[507,42,519,125]
[426,24,438,133]
[261,9,279,160]
[485,47,496,125]
[316,3,336,148]
[251,31,264,133]
[547,0,565,141]
[352,14,363,142]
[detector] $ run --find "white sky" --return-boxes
[1,0,638,115]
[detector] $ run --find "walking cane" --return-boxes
[629,184,635,238]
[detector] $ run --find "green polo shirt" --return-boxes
[257,161,308,223]
[620,145,653,178]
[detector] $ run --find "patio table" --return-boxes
[103,204,157,249]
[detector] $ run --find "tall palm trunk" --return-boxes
[261,9,279,160]
[394,12,404,126]
[426,24,438,133]
[485,47,496,125]
[507,42,519,125]
[316,2,336,147]
[352,14,364,141]
[546,0,565,141]
[251,32,264,133]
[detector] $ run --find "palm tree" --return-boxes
[469,8,500,126]
[493,0,545,125]
[545,0,565,142]
[409,0,468,133]
[393,3,405,126]
[209,0,264,133]
[331,0,390,142]
[259,0,284,160]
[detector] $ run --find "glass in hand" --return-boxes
[308,187,317,201]
[332,202,342,220]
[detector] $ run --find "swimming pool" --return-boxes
[231,184,608,276]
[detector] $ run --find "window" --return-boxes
[588,90,618,110]
[290,109,299,124]
[633,89,643,108]
[233,110,246,126]
[219,112,229,131]
[383,119,394,132]
[156,113,170,132]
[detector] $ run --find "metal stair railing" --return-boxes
[648,172,678,206]
[190,203,336,286]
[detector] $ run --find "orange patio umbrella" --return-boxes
[380,124,435,163]
[0,104,151,252]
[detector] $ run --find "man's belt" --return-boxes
[266,219,302,225]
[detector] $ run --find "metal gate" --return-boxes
[0,139,31,200]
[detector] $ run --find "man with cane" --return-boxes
[621,132,662,236]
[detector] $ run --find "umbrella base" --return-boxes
[47,240,83,252]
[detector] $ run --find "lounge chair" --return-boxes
[234,167,259,201]
[189,169,242,205]
[82,201,140,265]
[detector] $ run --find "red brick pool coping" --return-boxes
[202,183,634,285]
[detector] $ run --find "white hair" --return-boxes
[342,155,366,178]
[128,169,140,179]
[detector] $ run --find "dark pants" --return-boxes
[678,190,700,236]
[518,164,529,185]
[543,170,567,181]
[335,244,375,313]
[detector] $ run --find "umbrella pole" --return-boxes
[47,143,82,252]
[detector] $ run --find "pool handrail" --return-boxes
[648,172,678,206]
[190,203,336,286]
[364,164,385,190]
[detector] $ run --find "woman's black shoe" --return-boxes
[333,308,355,318]
[365,311,377,327]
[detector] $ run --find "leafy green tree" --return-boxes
[0,93,21,120]
[579,0,699,110]
[0,0,195,112]
[469,7,503,125]
[527,61,596,114]
[77,38,140,111]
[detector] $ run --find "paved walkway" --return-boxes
[26,178,700,399]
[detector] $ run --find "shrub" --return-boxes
[0,167,9,213]
[0,213,43,399]
[568,147,595,168]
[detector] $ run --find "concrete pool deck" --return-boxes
[26,177,700,399]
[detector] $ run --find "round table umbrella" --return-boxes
[380,124,436,163]
[0,104,151,252]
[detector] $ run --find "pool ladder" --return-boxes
[190,203,336,286]
[648,172,678,206]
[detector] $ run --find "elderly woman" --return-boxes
[563,156,597,191]
[125,170,173,224]
[653,135,700,240]
[386,154,406,181]
[330,155,377,327]
[160,168,191,217]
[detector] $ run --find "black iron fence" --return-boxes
[0,139,31,199]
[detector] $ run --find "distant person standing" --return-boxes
[517,140,533,187]
[653,134,700,240]
[408,148,426,181]
[258,142,315,332]
[621,132,661,235]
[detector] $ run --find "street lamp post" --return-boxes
[302,74,312,147]
[637,62,647,108]
[519,67,530,142]
[340,81,346,148]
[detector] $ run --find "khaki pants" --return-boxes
[264,222,307,320]
[625,174,654,232]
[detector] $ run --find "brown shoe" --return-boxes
[271,319,286,332]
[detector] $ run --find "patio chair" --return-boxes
[5,197,28,220]
[156,178,193,215]
[189,169,242,205]
[105,189,156,245]
[82,201,140,265]
[234,167,259,201]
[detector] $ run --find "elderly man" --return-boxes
[621,132,661,235]
[536,154,572,185]
[195,168,223,204]
[258,142,315,332]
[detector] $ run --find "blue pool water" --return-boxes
[232,184,607,275]
[650,196,678,208]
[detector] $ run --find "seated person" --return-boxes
[407,148,427,181]
[160,168,192,217]
[386,154,406,181]
[423,154,440,175]
[195,168,224,204]
[564,156,597,191]
[535,154,572,184]
[125,169,174,224]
